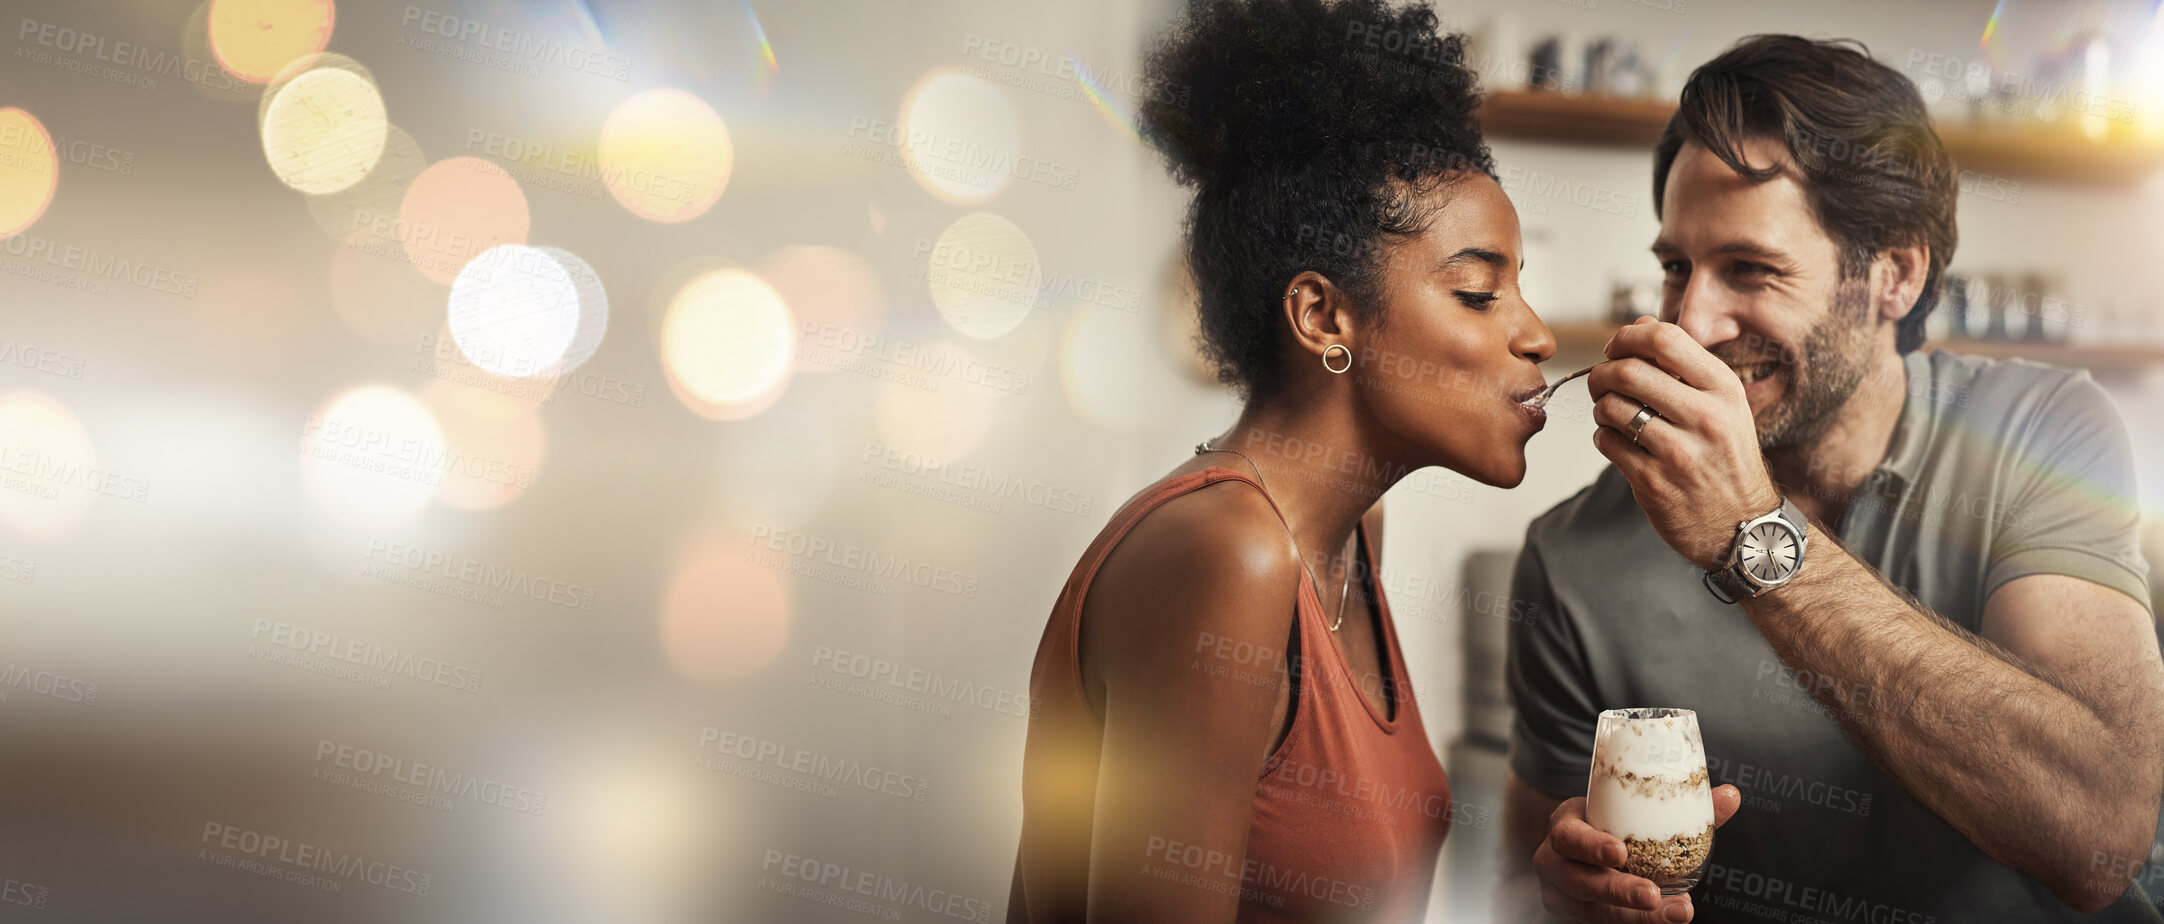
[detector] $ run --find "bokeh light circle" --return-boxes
[661,269,795,411]
[1063,302,1186,431]
[328,235,444,345]
[261,66,387,195]
[714,410,836,528]
[755,246,886,372]
[899,68,1021,204]
[421,380,545,511]
[298,385,444,525]
[0,392,98,541]
[0,109,58,237]
[449,245,581,380]
[308,122,425,245]
[660,539,791,682]
[1159,254,1217,384]
[927,212,1039,339]
[874,341,996,460]
[399,157,531,285]
[209,0,335,83]
[598,89,733,223]
[541,246,609,374]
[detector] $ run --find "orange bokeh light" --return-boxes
[209,0,336,83]
[398,157,531,285]
[597,89,732,223]
[0,109,59,237]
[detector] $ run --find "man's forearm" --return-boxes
[1740,538,2142,908]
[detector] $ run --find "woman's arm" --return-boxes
[1077,483,1304,923]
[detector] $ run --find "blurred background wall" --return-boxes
[1,0,2160,921]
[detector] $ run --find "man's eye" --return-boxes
[1660,260,1689,277]
[1733,261,1774,278]
[1454,291,1498,309]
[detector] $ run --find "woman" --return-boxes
[1008,0,1555,921]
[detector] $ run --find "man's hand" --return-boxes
[1533,785,1741,923]
[1588,317,1780,570]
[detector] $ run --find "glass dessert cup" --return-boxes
[1585,707,1715,895]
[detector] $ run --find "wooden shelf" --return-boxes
[1918,337,2164,374]
[1478,89,1675,147]
[1547,320,2164,374]
[1479,89,2164,185]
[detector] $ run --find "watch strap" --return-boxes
[1704,562,1755,604]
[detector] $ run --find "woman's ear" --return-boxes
[1281,271,1344,361]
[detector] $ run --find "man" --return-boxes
[1497,35,2164,923]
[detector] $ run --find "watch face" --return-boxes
[1739,522,1801,584]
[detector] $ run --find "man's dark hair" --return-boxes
[1652,34,1958,353]
[1138,0,1493,402]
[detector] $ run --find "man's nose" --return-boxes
[1668,274,1742,348]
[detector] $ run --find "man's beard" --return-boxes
[1750,274,1875,453]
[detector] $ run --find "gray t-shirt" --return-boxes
[1508,348,2157,922]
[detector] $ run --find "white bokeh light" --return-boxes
[899,68,1021,204]
[661,269,795,414]
[260,65,387,195]
[927,212,1039,340]
[297,385,445,525]
[448,244,583,379]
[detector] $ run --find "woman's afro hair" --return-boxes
[1138,0,1493,401]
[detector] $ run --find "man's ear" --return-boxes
[1873,241,1930,324]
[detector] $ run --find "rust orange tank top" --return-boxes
[1008,466,1452,923]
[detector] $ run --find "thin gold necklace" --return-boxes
[1195,438,1355,632]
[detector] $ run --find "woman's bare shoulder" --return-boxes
[1077,471,1302,695]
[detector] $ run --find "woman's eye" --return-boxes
[1454,291,1498,309]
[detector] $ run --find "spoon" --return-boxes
[1525,363,1599,410]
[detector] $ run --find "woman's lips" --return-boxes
[1510,385,1548,429]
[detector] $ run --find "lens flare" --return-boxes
[0,109,57,237]
[926,212,1039,339]
[209,0,335,83]
[899,68,1020,204]
[598,88,732,223]
[260,65,387,195]
[298,385,444,526]
[661,269,795,415]
[0,392,98,541]
[399,157,531,285]
[448,244,599,380]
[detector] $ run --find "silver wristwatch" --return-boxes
[1703,496,1808,604]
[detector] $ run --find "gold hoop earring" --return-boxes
[1322,344,1352,374]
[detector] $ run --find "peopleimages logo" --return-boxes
[363,539,598,612]
[397,6,631,80]
[761,849,993,922]
[314,739,548,815]
[810,646,1031,718]
[697,727,930,803]
[747,526,979,598]
[200,822,433,895]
